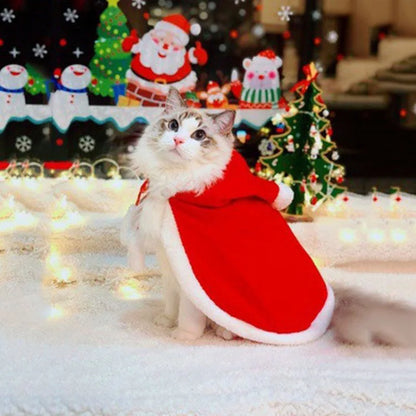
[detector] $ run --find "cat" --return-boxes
[123,87,416,346]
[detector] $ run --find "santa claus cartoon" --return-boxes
[122,14,208,106]
[231,50,282,109]
[49,64,92,129]
[0,64,28,118]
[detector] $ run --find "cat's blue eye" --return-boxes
[168,119,179,131]
[192,129,206,141]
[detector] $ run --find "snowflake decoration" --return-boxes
[32,43,48,59]
[132,0,146,8]
[1,8,15,23]
[9,47,20,58]
[259,139,276,156]
[326,30,339,44]
[73,47,84,58]
[63,8,79,23]
[78,135,96,153]
[15,135,32,153]
[277,5,293,22]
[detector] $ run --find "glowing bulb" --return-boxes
[391,228,406,244]
[48,305,65,320]
[47,251,60,270]
[339,228,356,243]
[118,279,142,300]
[368,229,385,243]
[56,267,72,283]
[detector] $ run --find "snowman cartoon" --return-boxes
[0,64,28,118]
[49,64,92,129]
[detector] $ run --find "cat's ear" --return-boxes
[163,87,186,114]
[211,110,236,135]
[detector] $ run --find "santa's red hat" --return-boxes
[207,81,221,94]
[155,14,201,45]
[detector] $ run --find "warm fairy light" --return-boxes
[48,305,65,320]
[47,249,60,270]
[391,228,406,244]
[339,228,356,243]
[0,208,37,232]
[51,195,69,219]
[56,267,72,284]
[117,279,142,300]
[0,196,15,219]
[368,229,385,243]
[51,211,84,231]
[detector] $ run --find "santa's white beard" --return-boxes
[138,34,186,76]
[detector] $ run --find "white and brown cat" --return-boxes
[121,87,416,347]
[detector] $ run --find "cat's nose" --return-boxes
[174,137,185,146]
[258,74,265,80]
[162,43,169,50]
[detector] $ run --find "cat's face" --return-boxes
[139,88,236,168]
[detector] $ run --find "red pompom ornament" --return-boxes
[310,196,318,205]
[59,38,67,47]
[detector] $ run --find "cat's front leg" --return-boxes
[172,291,206,341]
[154,249,179,328]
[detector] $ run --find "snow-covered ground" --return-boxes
[0,179,416,415]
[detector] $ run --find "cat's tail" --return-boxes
[331,286,416,347]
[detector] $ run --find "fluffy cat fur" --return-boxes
[126,87,416,346]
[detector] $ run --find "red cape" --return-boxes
[162,151,334,344]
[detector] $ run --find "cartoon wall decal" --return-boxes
[122,14,208,106]
[231,50,282,109]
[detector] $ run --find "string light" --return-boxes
[368,229,385,244]
[47,305,65,320]
[391,228,406,244]
[117,279,142,300]
[339,228,356,243]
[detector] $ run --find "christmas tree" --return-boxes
[89,0,131,98]
[257,63,346,216]
[25,64,47,96]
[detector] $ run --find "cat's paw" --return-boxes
[153,314,176,328]
[172,327,202,341]
[215,325,236,341]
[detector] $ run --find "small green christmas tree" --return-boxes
[89,0,131,98]
[257,63,346,216]
[25,64,47,96]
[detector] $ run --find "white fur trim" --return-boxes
[188,47,198,64]
[273,183,294,210]
[161,206,334,345]
[131,43,141,54]
[155,21,189,45]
